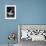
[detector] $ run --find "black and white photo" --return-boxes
[5,5,16,19]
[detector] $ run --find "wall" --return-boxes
[0,0,46,44]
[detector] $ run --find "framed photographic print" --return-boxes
[18,24,46,42]
[5,5,16,19]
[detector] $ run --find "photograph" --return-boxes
[18,24,46,46]
[5,5,16,19]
